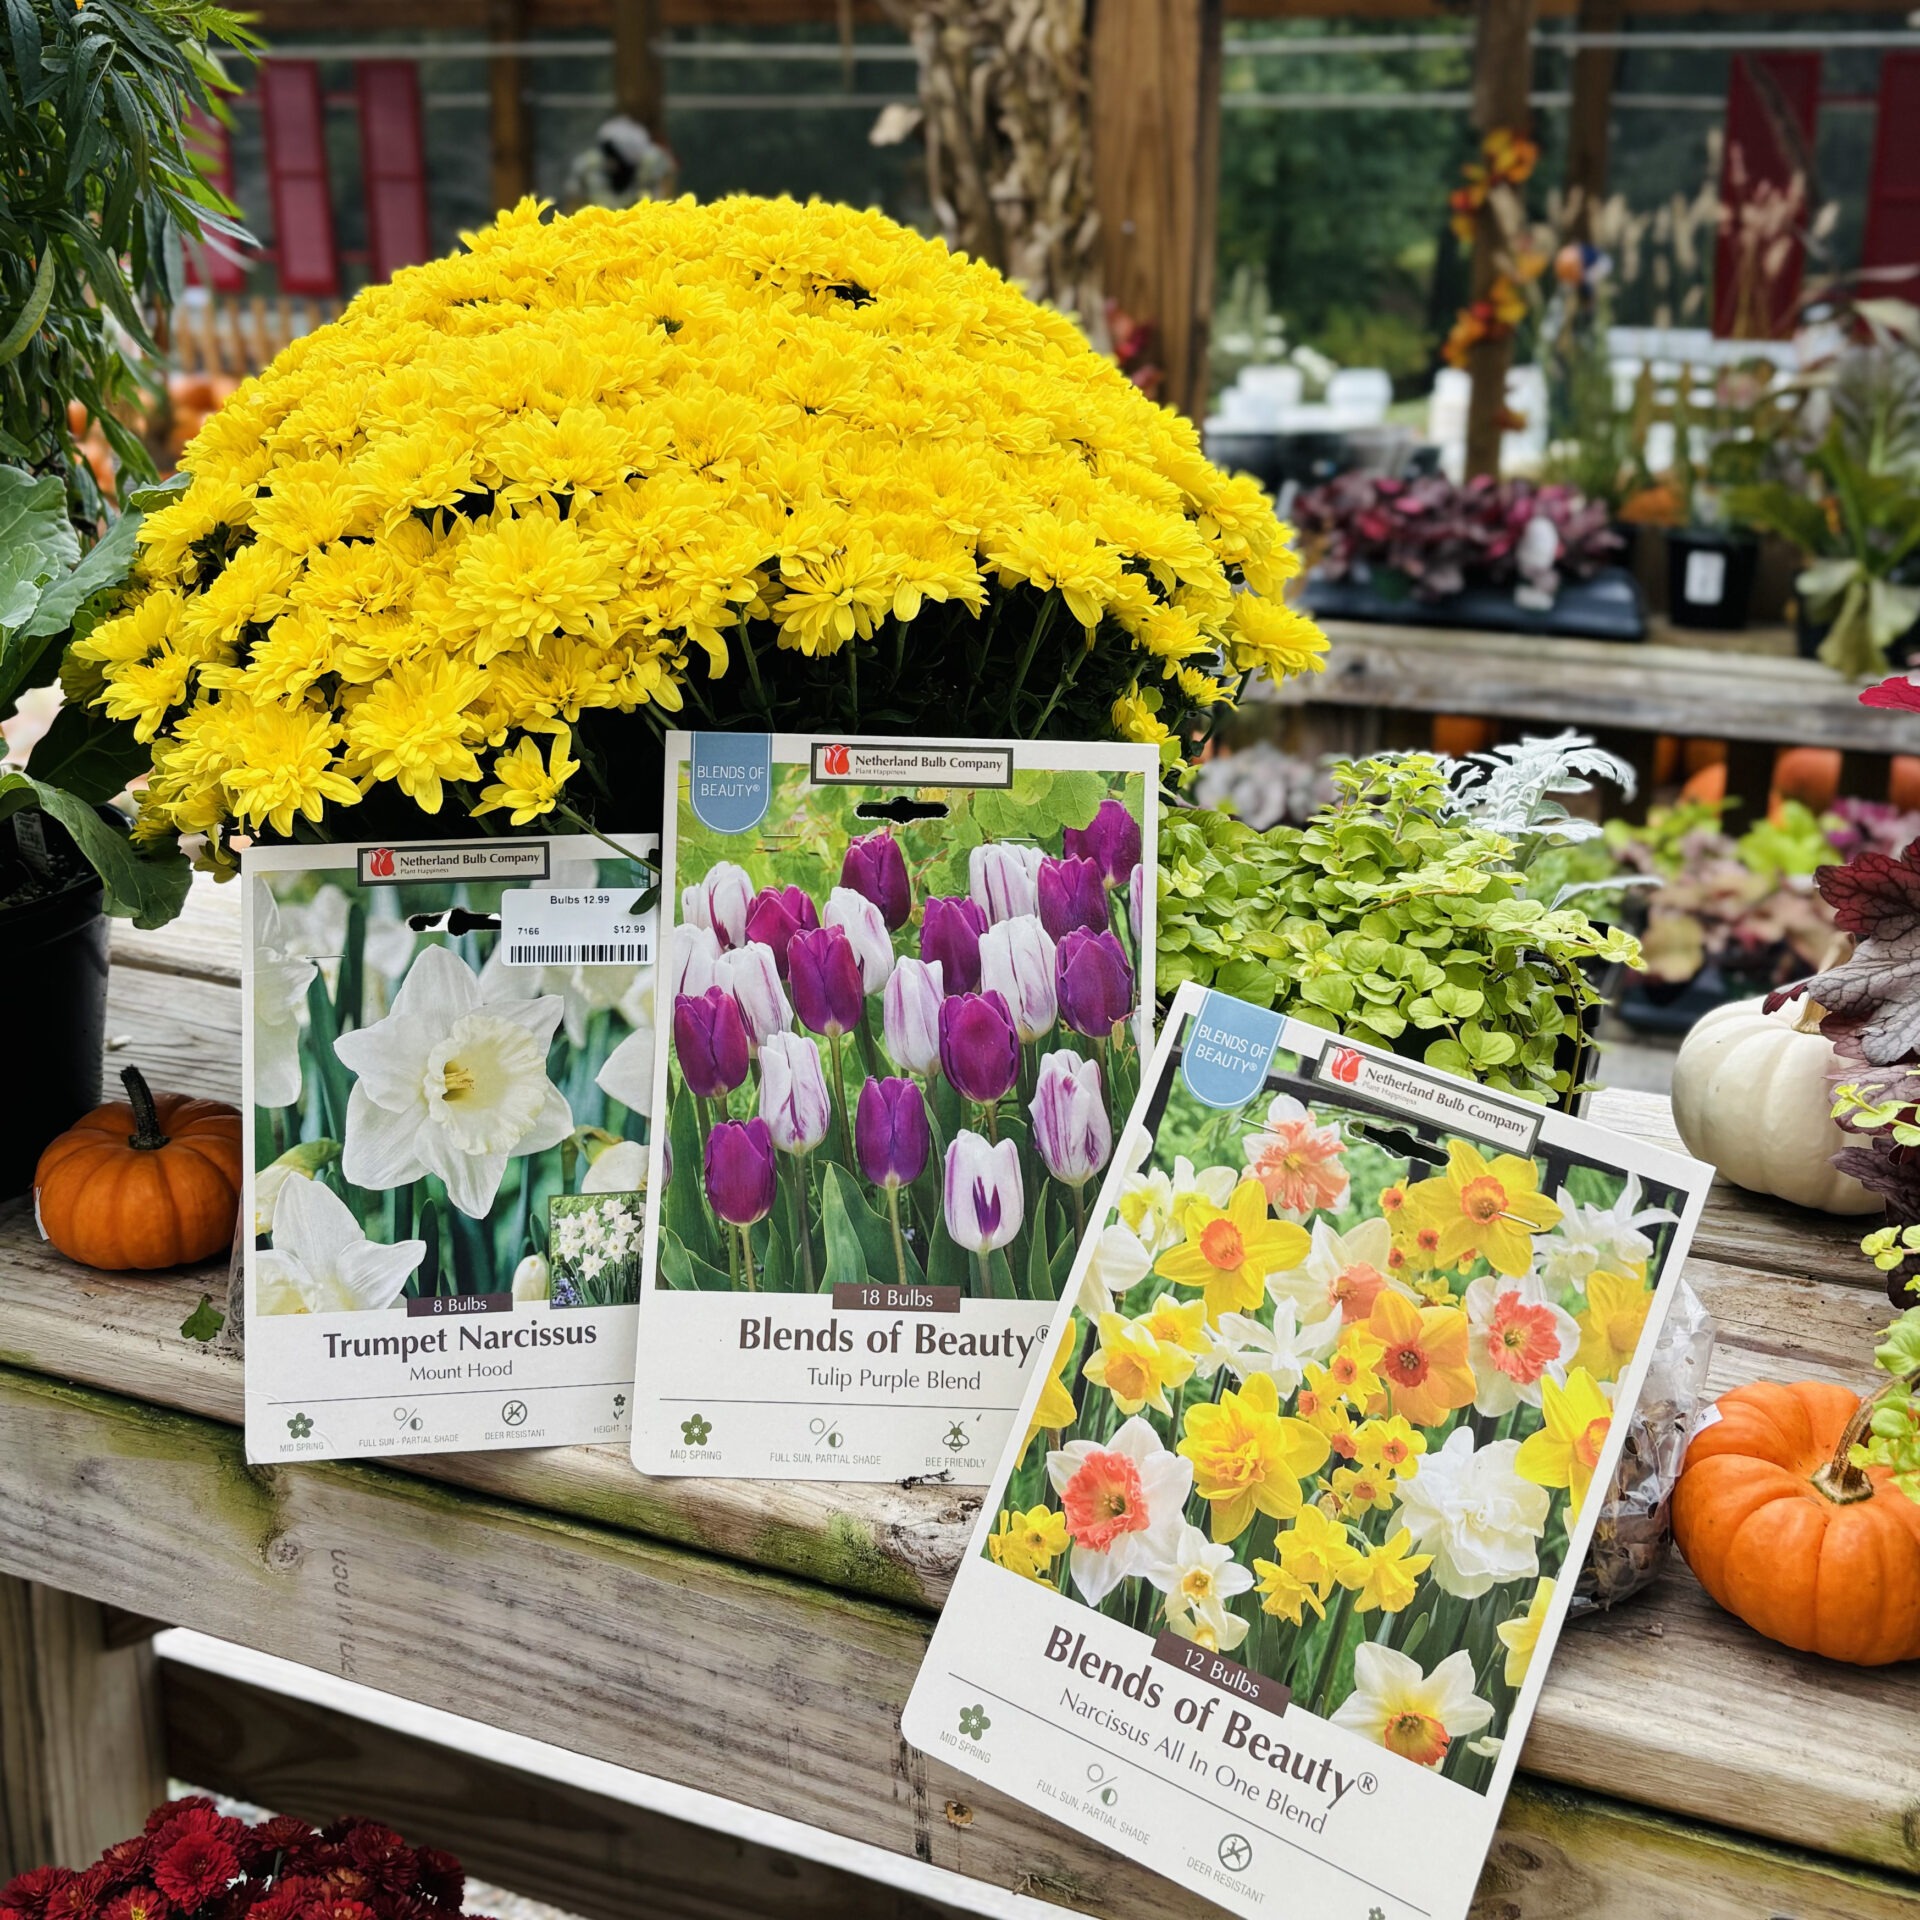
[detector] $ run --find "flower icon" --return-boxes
[287,1413,313,1439]
[681,1414,712,1446]
[1369,1909,1386,1920]
[957,1705,990,1740]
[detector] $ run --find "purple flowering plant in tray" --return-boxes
[658,762,1151,1298]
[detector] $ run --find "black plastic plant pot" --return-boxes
[0,821,109,1201]
[1666,530,1757,632]
[1796,599,1920,669]
[1614,963,1746,1038]
[1303,565,1647,642]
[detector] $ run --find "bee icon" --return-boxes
[944,1420,970,1451]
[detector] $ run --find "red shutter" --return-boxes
[1713,52,1822,339]
[183,108,247,292]
[357,62,432,282]
[261,60,340,297]
[1863,52,1920,309]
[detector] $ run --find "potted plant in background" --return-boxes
[0,0,250,1196]
[1606,798,1852,1034]
[1728,342,1920,677]
[1292,471,1642,641]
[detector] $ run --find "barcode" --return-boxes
[505,942,649,966]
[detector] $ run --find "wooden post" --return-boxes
[488,0,533,214]
[0,1575,167,1878]
[1565,0,1622,243]
[611,0,664,135]
[1464,0,1536,478]
[1089,0,1224,420]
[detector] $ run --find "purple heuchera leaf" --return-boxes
[1294,472,1620,603]
[1797,840,1920,1065]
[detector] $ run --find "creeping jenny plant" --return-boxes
[1158,754,1641,1105]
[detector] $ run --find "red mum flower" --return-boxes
[304,1898,376,1920]
[95,1842,152,1886]
[342,1833,412,1897]
[48,1866,115,1920]
[1,1869,76,1920]
[153,1831,240,1910]
[237,1819,322,1879]
[104,1887,172,1920]
[407,1855,461,1913]
[144,1803,217,1840]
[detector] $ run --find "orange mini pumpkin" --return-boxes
[34,1067,243,1271]
[1674,1379,1920,1666]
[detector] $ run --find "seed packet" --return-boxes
[631,732,1159,1483]
[242,833,658,1464]
[903,984,1713,1920]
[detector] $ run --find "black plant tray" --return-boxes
[1304,564,1647,642]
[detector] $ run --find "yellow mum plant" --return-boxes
[72,193,1324,864]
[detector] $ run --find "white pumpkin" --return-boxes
[1671,994,1881,1215]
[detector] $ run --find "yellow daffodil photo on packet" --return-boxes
[904,983,1713,1920]
[241,833,657,1463]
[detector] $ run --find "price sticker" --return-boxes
[500,889,654,968]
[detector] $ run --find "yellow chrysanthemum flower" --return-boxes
[475,726,582,826]
[95,194,1320,853]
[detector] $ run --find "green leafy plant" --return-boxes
[1729,345,1920,679]
[1843,1308,1920,1502]
[1604,798,1844,990]
[1157,752,1640,1105]
[1,466,189,925]
[2,0,254,519]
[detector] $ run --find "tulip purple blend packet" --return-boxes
[632,732,1159,1484]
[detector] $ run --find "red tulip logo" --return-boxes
[1329,1047,1363,1085]
[370,847,395,878]
[822,743,850,776]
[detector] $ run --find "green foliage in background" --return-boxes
[0,0,254,520]
[1157,755,1640,1106]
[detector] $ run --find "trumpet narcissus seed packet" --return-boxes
[242,834,659,1464]
[631,732,1159,1483]
[903,984,1713,1920]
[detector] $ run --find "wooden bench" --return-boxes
[1247,619,1917,825]
[3,890,1918,1919]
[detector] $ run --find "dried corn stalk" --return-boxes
[872,0,1103,327]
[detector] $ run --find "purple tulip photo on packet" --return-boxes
[632,731,1160,1485]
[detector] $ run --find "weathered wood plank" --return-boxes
[1590,1087,1880,1290]
[109,875,243,989]
[160,1661,967,1920]
[1476,1779,1920,1920]
[1250,624,1914,755]
[0,1199,975,1612]
[0,1370,1181,1920]
[161,1659,1920,1920]
[103,965,244,1106]
[0,1573,167,1877]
